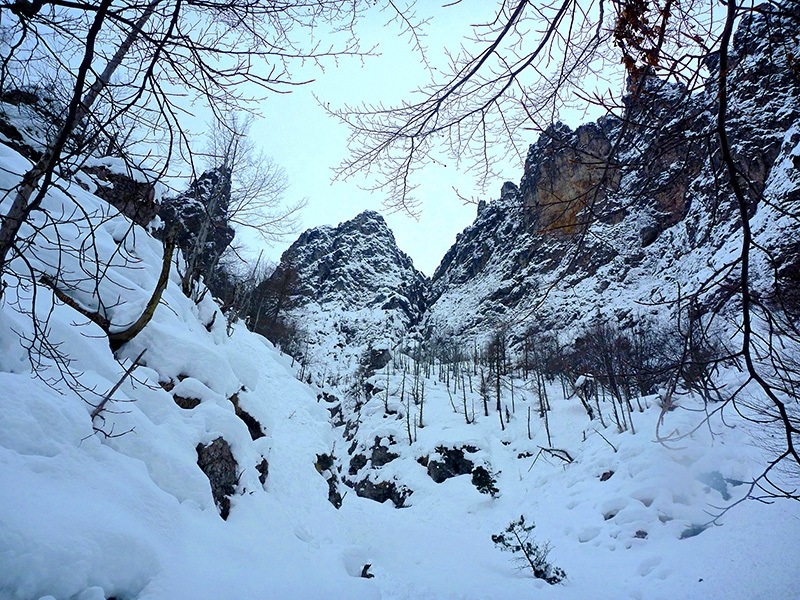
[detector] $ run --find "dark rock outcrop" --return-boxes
[350,478,411,508]
[370,436,399,468]
[196,437,238,520]
[82,165,158,227]
[229,393,265,440]
[158,167,235,285]
[315,452,343,509]
[426,446,476,483]
[348,453,368,475]
[256,458,269,485]
[173,394,201,410]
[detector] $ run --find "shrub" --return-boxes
[492,516,566,584]
[471,466,499,497]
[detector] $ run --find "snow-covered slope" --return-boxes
[328,355,800,599]
[1,142,798,598]
[0,140,363,598]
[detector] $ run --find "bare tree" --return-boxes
[204,112,305,244]
[0,0,384,283]
[333,0,618,213]
[0,0,423,403]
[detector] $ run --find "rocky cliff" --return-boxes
[253,210,428,386]
[425,3,800,346]
[268,3,799,388]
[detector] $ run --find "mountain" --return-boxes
[1,3,800,600]
[425,4,800,347]
[251,209,428,387]
[270,4,800,372]
[260,2,800,533]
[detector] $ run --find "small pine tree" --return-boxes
[492,516,566,584]
[471,466,499,497]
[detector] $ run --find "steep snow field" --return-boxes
[2,140,800,600]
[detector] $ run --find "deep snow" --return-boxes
[1,137,800,600]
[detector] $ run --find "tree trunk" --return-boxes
[109,237,176,350]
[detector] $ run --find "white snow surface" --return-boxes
[2,144,800,600]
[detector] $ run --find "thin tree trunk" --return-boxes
[109,237,175,350]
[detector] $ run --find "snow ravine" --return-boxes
[1,137,800,600]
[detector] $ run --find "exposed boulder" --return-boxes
[350,478,412,508]
[256,458,269,485]
[348,453,368,475]
[229,393,265,440]
[427,446,475,484]
[315,452,343,509]
[367,348,392,371]
[196,437,238,520]
[81,164,158,227]
[370,436,399,468]
[172,394,201,410]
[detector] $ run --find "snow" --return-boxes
[2,200,799,599]
[2,51,800,600]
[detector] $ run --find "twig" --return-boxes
[90,348,146,421]
[592,428,618,453]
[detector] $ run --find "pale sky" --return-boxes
[241,1,604,276]
[238,2,515,276]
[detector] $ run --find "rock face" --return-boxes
[159,167,235,285]
[423,3,800,345]
[82,164,159,227]
[241,3,800,511]
[253,210,429,385]
[270,210,427,320]
[196,437,238,520]
[521,120,621,237]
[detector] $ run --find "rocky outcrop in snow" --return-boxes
[158,166,235,288]
[252,210,429,386]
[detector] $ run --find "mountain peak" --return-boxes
[250,208,428,375]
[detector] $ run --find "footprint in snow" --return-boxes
[637,556,662,577]
[293,524,318,547]
[578,526,601,543]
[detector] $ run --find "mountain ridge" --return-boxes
[268,3,799,364]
